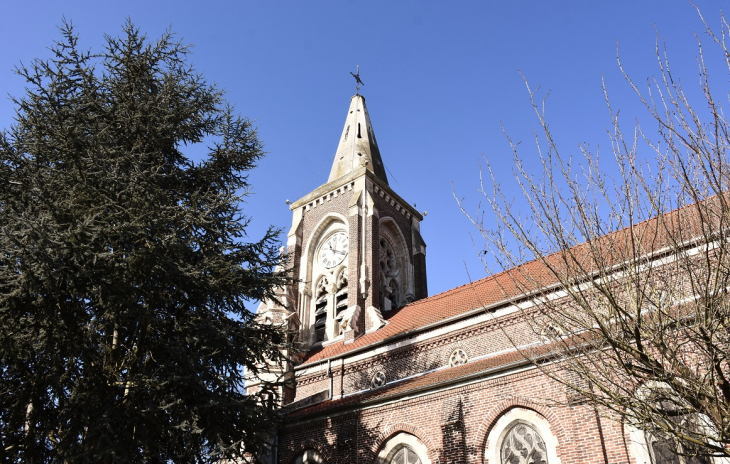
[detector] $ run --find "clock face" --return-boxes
[319,232,349,269]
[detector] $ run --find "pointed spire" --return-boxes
[328,94,389,185]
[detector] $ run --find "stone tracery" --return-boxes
[379,235,402,312]
[388,445,421,464]
[629,385,713,464]
[449,348,468,367]
[380,237,399,277]
[377,433,429,464]
[371,371,387,388]
[500,423,548,464]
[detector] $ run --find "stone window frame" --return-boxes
[301,213,349,345]
[625,383,718,464]
[293,449,325,464]
[443,344,472,368]
[378,217,412,311]
[386,445,421,464]
[484,407,561,464]
[627,418,718,464]
[377,432,431,464]
[311,274,330,343]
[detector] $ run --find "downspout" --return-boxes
[327,359,333,399]
[273,427,279,464]
[357,410,360,464]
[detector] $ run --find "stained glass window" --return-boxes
[644,392,712,464]
[647,429,711,464]
[389,445,421,464]
[500,423,548,464]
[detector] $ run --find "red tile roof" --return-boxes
[287,197,721,420]
[302,262,555,365]
[301,195,717,366]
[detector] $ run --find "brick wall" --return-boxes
[293,309,542,402]
[280,367,632,464]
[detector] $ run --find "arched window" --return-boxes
[627,384,714,464]
[646,431,710,464]
[640,413,712,464]
[313,276,329,343]
[379,236,401,312]
[484,408,559,464]
[633,423,712,464]
[500,423,548,464]
[335,268,348,319]
[388,445,421,464]
[377,432,431,464]
[305,219,349,344]
[378,218,412,312]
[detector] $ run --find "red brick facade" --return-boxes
[254,94,656,464]
[279,366,634,464]
[267,182,641,464]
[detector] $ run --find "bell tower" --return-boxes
[262,92,427,350]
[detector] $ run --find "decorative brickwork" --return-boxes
[279,364,633,464]
[292,309,546,402]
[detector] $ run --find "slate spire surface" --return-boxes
[328,94,389,185]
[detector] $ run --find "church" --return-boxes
[249,91,694,464]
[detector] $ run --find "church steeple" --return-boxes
[279,90,427,348]
[328,95,389,185]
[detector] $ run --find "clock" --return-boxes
[319,232,349,269]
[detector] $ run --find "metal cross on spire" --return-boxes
[350,66,364,95]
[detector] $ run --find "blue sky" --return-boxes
[1,1,725,297]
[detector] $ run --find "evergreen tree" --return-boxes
[0,21,287,463]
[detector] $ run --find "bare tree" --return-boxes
[461,6,730,461]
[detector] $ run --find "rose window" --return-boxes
[449,349,468,367]
[371,371,387,388]
[539,324,563,342]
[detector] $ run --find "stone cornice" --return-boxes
[290,168,423,221]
